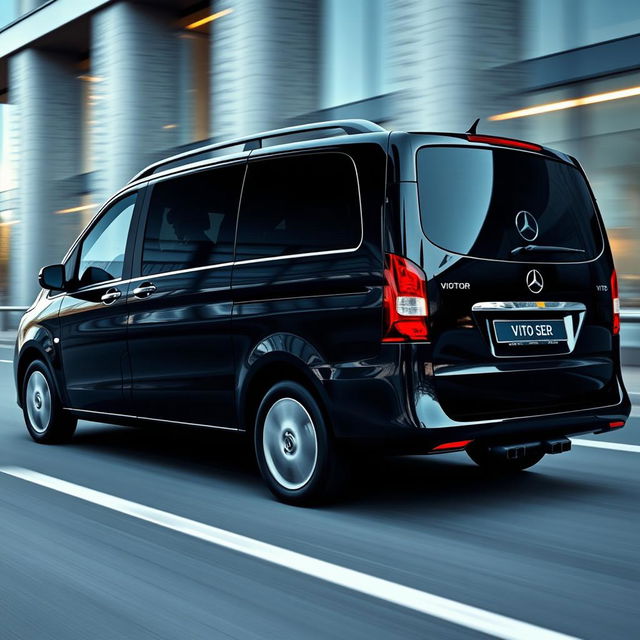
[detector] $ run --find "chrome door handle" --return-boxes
[132,283,157,298]
[101,288,122,305]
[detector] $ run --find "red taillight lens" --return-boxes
[467,134,541,152]
[609,421,625,429]
[382,253,429,342]
[433,440,473,451]
[611,269,620,335]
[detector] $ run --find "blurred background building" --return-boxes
[0,0,639,308]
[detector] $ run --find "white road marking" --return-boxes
[0,359,12,364]
[0,466,576,640]
[0,344,14,349]
[572,439,640,453]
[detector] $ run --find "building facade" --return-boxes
[0,0,639,309]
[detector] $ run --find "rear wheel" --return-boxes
[22,360,77,444]
[254,381,346,505]
[466,443,545,472]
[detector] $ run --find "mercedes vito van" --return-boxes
[15,119,630,504]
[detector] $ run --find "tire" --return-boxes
[21,360,77,444]
[466,443,545,472]
[254,381,346,505]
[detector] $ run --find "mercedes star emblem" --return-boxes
[515,210,539,242]
[526,269,544,294]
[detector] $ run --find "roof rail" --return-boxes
[129,119,386,183]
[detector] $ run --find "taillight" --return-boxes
[611,269,620,335]
[382,253,429,342]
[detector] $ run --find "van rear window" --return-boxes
[416,146,603,262]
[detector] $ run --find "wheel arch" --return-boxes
[238,346,332,436]
[16,342,64,408]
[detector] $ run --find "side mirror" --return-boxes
[38,264,66,292]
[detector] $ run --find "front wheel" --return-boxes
[466,443,545,472]
[254,381,346,505]
[22,360,77,444]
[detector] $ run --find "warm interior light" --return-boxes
[0,220,19,227]
[433,440,473,451]
[163,124,178,130]
[77,75,104,83]
[186,8,233,30]
[55,204,96,214]
[490,85,640,121]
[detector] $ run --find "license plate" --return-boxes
[493,319,567,344]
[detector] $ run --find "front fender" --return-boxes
[15,295,63,406]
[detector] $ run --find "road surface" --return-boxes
[0,344,638,639]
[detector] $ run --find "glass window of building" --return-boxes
[525,0,640,58]
[517,71,640,305]
[321,0,387,108]
[0,1,18,29]
[176,10,213,145]
[0,105,16,193]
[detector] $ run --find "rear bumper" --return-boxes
[337,395,631,454]
[324,344,631,453]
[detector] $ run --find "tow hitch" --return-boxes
[490,437,571,460]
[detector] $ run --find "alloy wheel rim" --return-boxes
[262,397,318,490]
[26,371,52,434]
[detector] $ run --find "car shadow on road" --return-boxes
[343,453,608,513]
[71,421,260,484]
[66,421,614,513]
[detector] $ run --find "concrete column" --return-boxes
[210,0,320,139]
[90,2,179,205]
[388,0,525,136]
[8,49,82,305]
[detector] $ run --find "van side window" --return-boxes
[141,164,244,275]
[77,193,137,286]
[236,153,361,260]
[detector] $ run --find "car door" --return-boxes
[126,162,245,428]
[231,149,384,388]
[58,190,141,415]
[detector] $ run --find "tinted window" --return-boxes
[142,165,244,275]
[236,153,361,260]
[78,193,136,285]
[417,147,603,262]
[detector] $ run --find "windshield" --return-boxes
[416,146,603,262]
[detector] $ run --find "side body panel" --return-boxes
[125,266,237,427]
[232,142,388,435]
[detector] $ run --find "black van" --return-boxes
[15,119,630,504]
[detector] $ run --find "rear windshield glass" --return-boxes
[416,146,603,262]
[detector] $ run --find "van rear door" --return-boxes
[415,144,621,422]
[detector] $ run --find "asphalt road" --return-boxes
[0,348,638,639]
